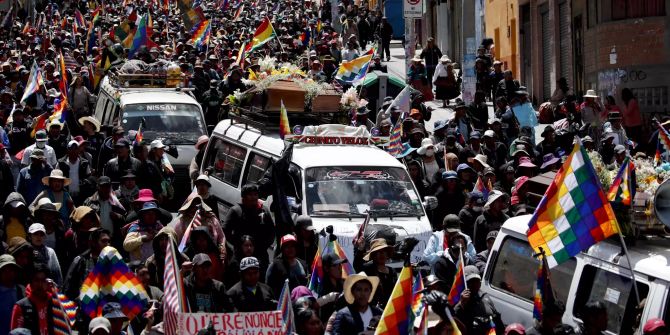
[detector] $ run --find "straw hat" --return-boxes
[78,116,101,132]
[583,89,599,98]
[412,51,423,62]
[439,55,451,63]
[179,195,211,213]
[363,238,394,261]
[343,272,380,305]
[42,169,71,186]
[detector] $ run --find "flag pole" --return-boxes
[616,230,641,305]
[460,246,467,290]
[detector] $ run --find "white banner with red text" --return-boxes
[178,311,285,335]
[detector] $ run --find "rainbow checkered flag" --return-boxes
[79,246,149,320]
[527,138,620,268]
[533,253,555,323]
[374,266,414,335]
[607,157,636,206]
[447,251,466,306]
[277,279,295,334]
[324,239,355,277]
[412,272,428,335]
[308,241,324,295]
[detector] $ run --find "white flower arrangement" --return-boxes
[258,56,277,73]
[340,87,360,111]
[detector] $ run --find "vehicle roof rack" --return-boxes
[231,106,337,133]
[106,72,194,92]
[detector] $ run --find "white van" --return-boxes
[481,214,670,334]
[94,74,207,188]
[202,118,435,264]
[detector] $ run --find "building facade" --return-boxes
[485,0,668,120]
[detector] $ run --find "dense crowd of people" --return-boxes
[0,0,665,335]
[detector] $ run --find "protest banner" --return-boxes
[178,311,285,335]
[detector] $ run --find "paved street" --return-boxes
[381,42,547,140]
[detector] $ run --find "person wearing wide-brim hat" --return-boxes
[191,174,217,216]
[114,171,139,211]
[174,194,226,261]
[331,271,382,334]
[124,202,165,262]
[70,73,96,116]
[360,238,396,309]
[29,169,74,226]
[581,89,606,141]
[408,50,434,101]
[605,110,628,146]
[0,253,22,335]
[473,190,510,251]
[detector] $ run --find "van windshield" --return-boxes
[122,103,206,144]
[305,166,424,217]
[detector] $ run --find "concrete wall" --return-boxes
[485,0,521,75]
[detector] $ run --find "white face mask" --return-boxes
[425,149,435,157]
[36,141,46,149]
[473,206,483,212]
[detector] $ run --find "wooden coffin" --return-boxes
[265,80,306,112]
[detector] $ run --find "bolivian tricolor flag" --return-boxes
[607,156,636,206]
[245,17,276,53]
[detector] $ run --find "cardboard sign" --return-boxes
[178,311,284,335]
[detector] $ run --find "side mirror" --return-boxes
[423,196,438,211]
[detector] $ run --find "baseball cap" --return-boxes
[464,265,481,282]
[114,138,130,148]
[486,230,499,241]
[505,323,526,335]
[295,215,316,231]
[89,317,111,333]
[0,254,19,271]
[67,140,79,150]
[239,256,260,271]
[442,170,458,181]
[442,214,461,233]
[484,130,496,138]
[280,234,297,247]
[35,129,47,141]
[644,318,667,334]
[614,144,626,154]
[192,253,212,267]
[322,253,347,267]
[469,191,484,205]
[102,302,127,320]
[28,223,46,234]
[97,176,111,186]
[30,148,45,159]
[150,139,166,150]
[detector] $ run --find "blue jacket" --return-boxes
[17,164,52,205]
[332,305,383,335]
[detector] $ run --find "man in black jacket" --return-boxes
[58,140,93,204]
[104,138,141,188]
[132,143,163,199]
[183,254,233,313]
[223,184,275,267]
[227,257,275,312]
[63,228,111,301]
[455,265,505,335]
